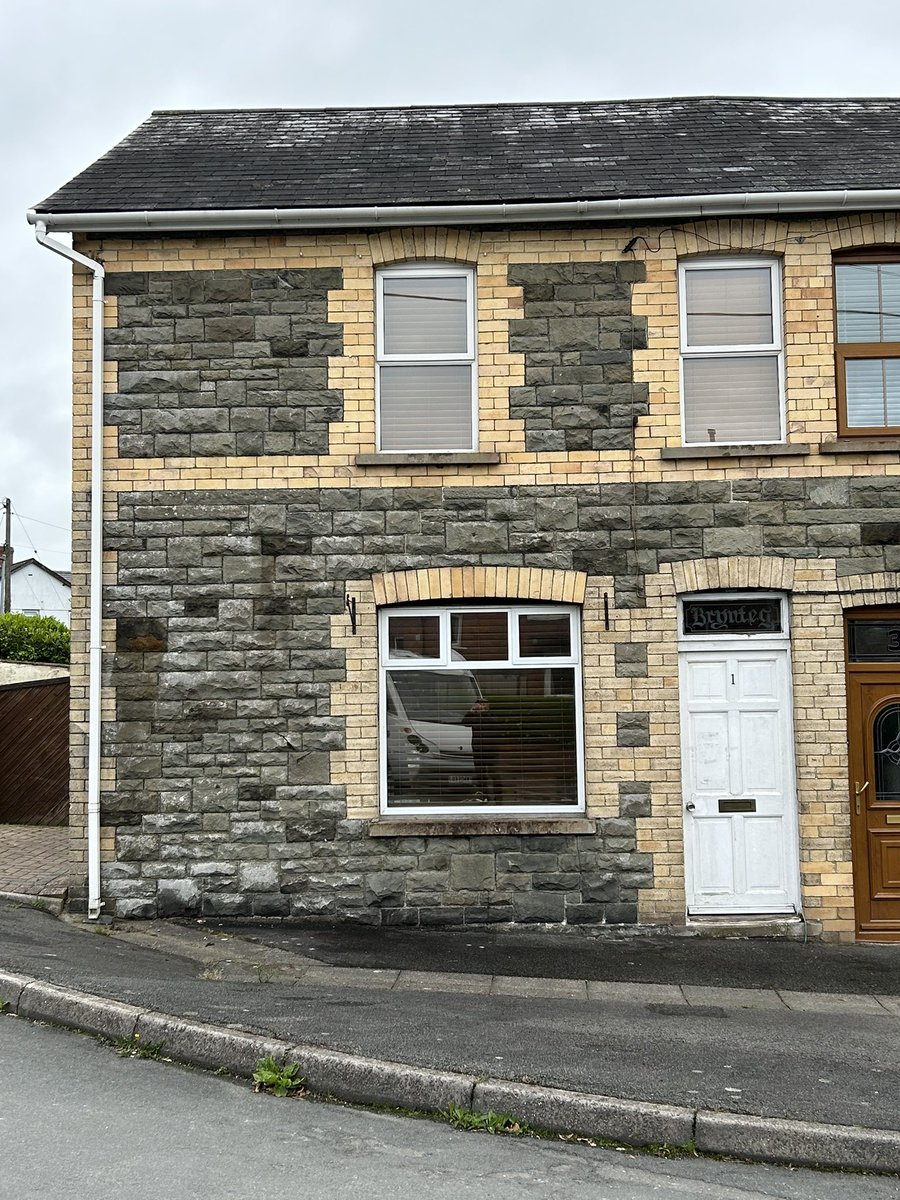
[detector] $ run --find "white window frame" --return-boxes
[678,257,785,446]
[378,604,585,817]
[375,263,478,452]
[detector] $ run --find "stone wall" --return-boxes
[93,475,900,922]
[508,261,648,452]
[105,269,343,458]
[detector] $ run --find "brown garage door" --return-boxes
[0,678,69,825]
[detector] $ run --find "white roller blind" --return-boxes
[846,358,900,427]
[683,356,781,443]
[685,266,773,346]
[379,364,474,450]
[382,275,469,355]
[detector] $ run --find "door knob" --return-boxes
[685,801,696,812]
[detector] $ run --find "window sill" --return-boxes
[819,437,900,454]
[355,452,501,467]
[659,443,810,461]
[368,816,596,838]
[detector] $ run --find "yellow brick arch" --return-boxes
[669,556,796,595]
[368,227,482,266]
[371,566,587,606]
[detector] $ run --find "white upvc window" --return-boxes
[378,604,585,816]
[679,257,784,446]
[376,264,477,451]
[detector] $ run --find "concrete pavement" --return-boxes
[0,900,899,1173]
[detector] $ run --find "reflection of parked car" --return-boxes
[385,660,482,793]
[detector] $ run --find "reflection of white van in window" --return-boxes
[385,659,482,793]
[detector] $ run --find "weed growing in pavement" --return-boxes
[445,1104,523,1134]
[252,1056,307,1098]
[115,1033,164,1060]
[0,999,7,1013]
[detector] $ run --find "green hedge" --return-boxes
[0,613,70,664]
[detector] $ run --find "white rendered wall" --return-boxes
[9,564,71,625]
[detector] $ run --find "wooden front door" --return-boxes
[847,672,900,940]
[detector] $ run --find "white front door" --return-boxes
[680,647,800,914]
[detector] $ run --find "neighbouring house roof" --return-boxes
[32,97,900,218]
[10,558,72,589]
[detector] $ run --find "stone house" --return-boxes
[29,98,900,940]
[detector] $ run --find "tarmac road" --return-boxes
[2,1016,896,1200]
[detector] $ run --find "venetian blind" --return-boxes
[379,271,474,450]
[683,356,781,443]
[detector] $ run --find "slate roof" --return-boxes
[34,97,900,215]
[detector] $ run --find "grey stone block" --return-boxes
[694,1109,900,1173]
[17,982,143,1041]
[617,711,650,747]
[156,879,201,917]
[449,854,495,891]
[512,892,566,923]
[473,1081,693,1147]
[0,969,33,1012]
[136,1012,288,1077]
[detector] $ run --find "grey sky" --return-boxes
[3,0,900,570]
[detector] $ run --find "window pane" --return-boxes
[387,615,440,660]
[379,364,473,450]
[518,612,571,657]
[450,611,508,661]
[384,665,579,808]
[874,705,900,803]
[836,263,900,343]
[685,267,773,346]
[383,275,468,355]
[845,358,900,427]
[683,355,781,443]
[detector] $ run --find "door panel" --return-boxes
[743,817,786,893]
[681,647,798,914]
[739,711,780,792]
[847,671,900,938]
[694,816,736,895]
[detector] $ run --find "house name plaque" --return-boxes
[683,599,782,636]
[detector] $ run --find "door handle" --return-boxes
[855,780,869,815]
[685,801,696,812]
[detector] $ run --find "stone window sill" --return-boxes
[819,437,900,454]
[659,443,810,461]
[368,816,596,837]
[354,452,501,467]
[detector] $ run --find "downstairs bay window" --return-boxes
[379,604,584,815]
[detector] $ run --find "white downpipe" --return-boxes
[26,187,900,234]
[34,222,105,920]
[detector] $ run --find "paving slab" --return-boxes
[779,990,890,1016]
[586,980,684,1005]
[491,975,588,1000]
[682,985,789,1010]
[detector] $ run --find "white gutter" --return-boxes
[26,188,900,233]
[34,222,105,920]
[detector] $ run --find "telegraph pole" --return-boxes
[1,497,11,613]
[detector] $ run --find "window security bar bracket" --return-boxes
[345,593,358,634]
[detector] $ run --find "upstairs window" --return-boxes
[379,605,584,815]
[376,264,476,451]
[835,256,900,435]
[679,258,783,445]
